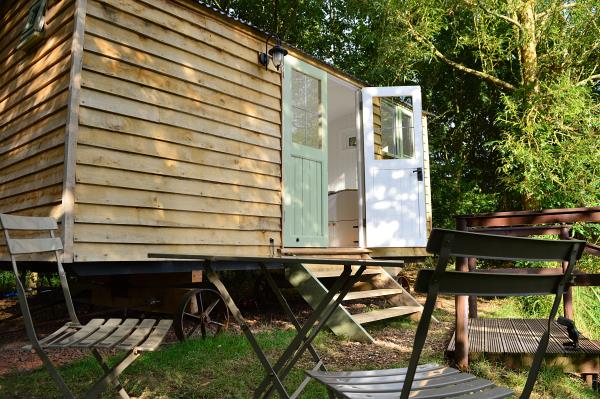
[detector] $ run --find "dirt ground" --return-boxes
[0,290,457,377]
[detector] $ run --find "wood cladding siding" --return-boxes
[74,0,283,261]
[0,0,74,218]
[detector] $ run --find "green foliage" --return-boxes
[496,78,600,208]
[0,271,16,293]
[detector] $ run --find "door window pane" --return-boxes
[291,69,322,149]
[373,96,415,160]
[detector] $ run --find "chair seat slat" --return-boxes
[439,387,514,399]
[308,366,457,384]
[75,319,123,348]
[340,378,494,398]
[0,214,58,230]
[415,270,562,296]
[7,237,63,254]
[23,324,75,351]
[116,319,157,351]
[48,319,105,347]
[135,320,173,352]
[95,319,140,349]
[325,373,476,392]
[308,364,443,379]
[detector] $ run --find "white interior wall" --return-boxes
[327,76,359,193]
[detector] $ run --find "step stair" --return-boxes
[334,288,404,301]
[284,248,424,343]
[352,305,423,324]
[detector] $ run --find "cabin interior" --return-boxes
[327,75,361,248]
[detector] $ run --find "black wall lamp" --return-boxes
[258,34,288,71]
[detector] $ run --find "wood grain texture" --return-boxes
[0,0,73,259]
[73,0,284,262]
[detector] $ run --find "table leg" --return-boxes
[257,264,366,399]
[259,265,331,399]
[204,264,290,399]
[260,264,326,369]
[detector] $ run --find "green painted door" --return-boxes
[282,56,328,247]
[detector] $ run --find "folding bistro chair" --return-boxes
[1,213,173,399]
[307,228,586,399]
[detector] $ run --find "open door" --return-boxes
[282,56,328,247]
[361,86,427,248]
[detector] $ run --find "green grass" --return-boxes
[1,312,597,398]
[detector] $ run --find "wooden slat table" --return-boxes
[447,318,600,376]
[147,253,406,399]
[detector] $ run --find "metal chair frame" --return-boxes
[1,213,172,399]
[307,228,586,399]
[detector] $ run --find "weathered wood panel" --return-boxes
[73,243,274,262]
[0,0,74,221]
[74,0,283,260]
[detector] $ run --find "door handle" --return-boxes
[413,168,423,181]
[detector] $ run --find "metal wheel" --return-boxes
[174,288,229,341]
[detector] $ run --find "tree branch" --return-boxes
[576,74,600,87]
[537,2,578,24]
[406,23,517,91]
[463,0,522,29]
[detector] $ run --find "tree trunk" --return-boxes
[518,0,539,93]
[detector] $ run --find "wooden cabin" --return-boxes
[0,0,432,266]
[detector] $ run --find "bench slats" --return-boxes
[116,319,157,351]
[95,319,140,349]
[7,237,63,254]
[342,378,494,398]
[308,366,457,384]
[328,373,476,391]
[49,319,105,347]
[76,319,123,347]
[136,320,173,352]
[0,214,58,230]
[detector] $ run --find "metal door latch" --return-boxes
[413,168,423,181]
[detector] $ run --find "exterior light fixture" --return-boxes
[258,34,288,71]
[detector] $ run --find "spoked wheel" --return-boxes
[174,288,230,341]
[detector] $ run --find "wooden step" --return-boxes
[311,267,382,278]
[352,306,422,324]
[335,288,404,301]
[281,247,371,257]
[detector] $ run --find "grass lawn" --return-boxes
[1,298,598,398]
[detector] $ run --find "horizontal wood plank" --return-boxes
[0,185,63,214]
[82,52,281,120]
[0,108,67,154]
[74,224,281,246]
[0,37,72,105]
[0,146,64,185]
[78,107,279,163]
[0,70,70,127]
[78,90,280,149]
[84,15,280,99]
[91,0,278,84]
[75,184,281,217]
[0,164,64,200]
[0,128,65,170]
[76,144,281,190]
[77,126,280,177]
[82,37,280,111]
[74,204,281,231]
[0,91,70,143]
[79,70,280,136]
[73,242,274,262]
[75,164,280,205]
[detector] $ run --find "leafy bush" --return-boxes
[0,270,16,294]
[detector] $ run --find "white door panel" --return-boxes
[362,86,427,248]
